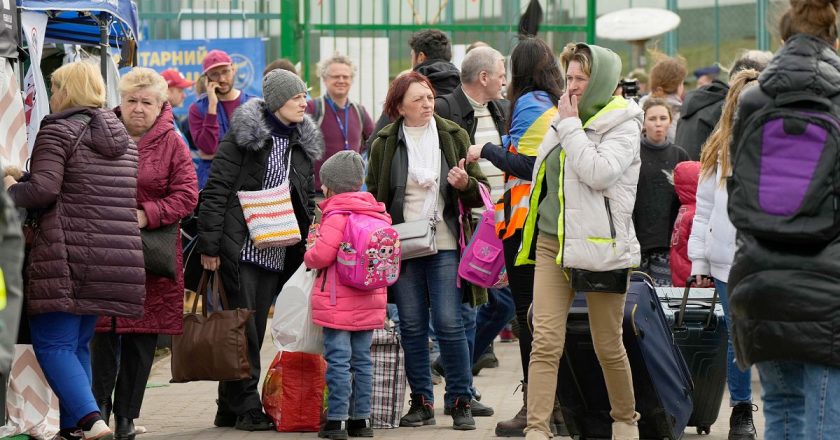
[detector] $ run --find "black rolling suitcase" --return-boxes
[657,279,728,436]
[556,273,693,440]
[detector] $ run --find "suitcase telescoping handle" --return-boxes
[675,276,719,329]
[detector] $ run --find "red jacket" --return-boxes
[670,161,701,287]
[97,103,198,334]
[304,192,388,331]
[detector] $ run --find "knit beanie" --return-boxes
[320,151,365,194]
[263,69,307,112]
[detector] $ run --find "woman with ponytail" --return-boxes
[688,69,759,440]
[727,1,840,438]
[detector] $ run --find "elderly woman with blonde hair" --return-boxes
[90,67,198,440]
[4,61,146,440]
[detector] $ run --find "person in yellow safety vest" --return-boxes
[465,36,564,437]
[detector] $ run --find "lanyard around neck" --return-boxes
[325,96,351,150]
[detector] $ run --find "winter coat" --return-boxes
[8,107,146,317]
[674,80,728,160]
[669,161,700,287]
[97,103,198,334]
[687,167,736,282]
[414,59,461,96]
[366,114,489,306]
[517,97,645,271]
[633,137,689,252]
[727,33,840,368]
[434,86,509,143]
[197,99,324,292]
[303,192,389,331]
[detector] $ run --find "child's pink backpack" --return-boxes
[458,184,506,288]
[326,211,401,290]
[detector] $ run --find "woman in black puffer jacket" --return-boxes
[727,1,840,438]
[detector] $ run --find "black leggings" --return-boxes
[503,231,535,383]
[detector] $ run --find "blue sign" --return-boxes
[134,38,265,117]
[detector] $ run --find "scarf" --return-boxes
[404,117,441,219]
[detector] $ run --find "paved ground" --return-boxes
[138,336,764,440]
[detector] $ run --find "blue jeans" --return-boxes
[473,287,515,364]
[392,251,472,406]
[757,360,840,440]
[323,328,374,421]
[29,312,99,429]
[714,278,752,405]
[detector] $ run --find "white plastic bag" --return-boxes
[271,264,323,354]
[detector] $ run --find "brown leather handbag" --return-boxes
[170,270,252,383]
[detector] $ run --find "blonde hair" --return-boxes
[119,67,168,103]
[560,43,592,77]
[699,69,760,185]
[50,61,106,111]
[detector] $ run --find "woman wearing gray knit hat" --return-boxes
[197,68,324,431]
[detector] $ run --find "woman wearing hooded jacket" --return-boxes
[727,1,840,438]
[516,43,644,440]
[4,61,146,440]
[197,69,324,431]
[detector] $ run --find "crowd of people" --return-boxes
[2,0,840,439]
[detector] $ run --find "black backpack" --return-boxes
[728,91,840,244]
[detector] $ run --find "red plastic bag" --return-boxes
[261,351,327,432]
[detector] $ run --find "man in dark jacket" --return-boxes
[433,45,511,418]
[368,30,462,150]
[675,50,773,160]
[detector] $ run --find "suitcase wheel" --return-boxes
[696,425,711,435]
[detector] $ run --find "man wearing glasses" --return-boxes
[188,49,257,189]
[306,54,373,201]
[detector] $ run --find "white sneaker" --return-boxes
[83,420,114,440]
[611,421,639,440]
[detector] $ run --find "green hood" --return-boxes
[576,43,622,124]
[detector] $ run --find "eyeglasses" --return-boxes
[207,67,233,81]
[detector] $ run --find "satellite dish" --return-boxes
[596,8,681,69]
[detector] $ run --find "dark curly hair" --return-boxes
[408,30,451,61]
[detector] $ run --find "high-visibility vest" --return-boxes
[494,146,532,240]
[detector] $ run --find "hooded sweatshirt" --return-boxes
[414,59,461,96]
[538,43,623,235]
[674,80,728,160]
[669,161,701,287]
[304,192,389,331]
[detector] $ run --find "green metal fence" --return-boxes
[135,0,779,115]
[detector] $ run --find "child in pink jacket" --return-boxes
[304,151,389,439]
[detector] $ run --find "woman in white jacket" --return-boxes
[687,69,758,440]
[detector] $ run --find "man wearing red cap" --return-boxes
[188,49,257,188]
[160,69,194,152]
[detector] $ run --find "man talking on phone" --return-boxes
[188,49,257,189]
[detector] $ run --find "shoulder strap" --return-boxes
[315,96,326,127]
[67,113,92,159]
[349,101,367,142]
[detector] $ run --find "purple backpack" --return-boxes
[327,211,401,290]
[728,91,840,244]
[458,184,506,288]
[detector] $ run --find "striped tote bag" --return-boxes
[237,177,301,249]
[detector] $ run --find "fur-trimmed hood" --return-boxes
[228,98,324,162]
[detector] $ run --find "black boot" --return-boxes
[318,420,349,440]
[347,418,374,437]
[399,393,435,427]
[729,403,757,440]
[114,416,136,440]
[97,400,112,426]
[551,396,569,436]
[472,343,499,376]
